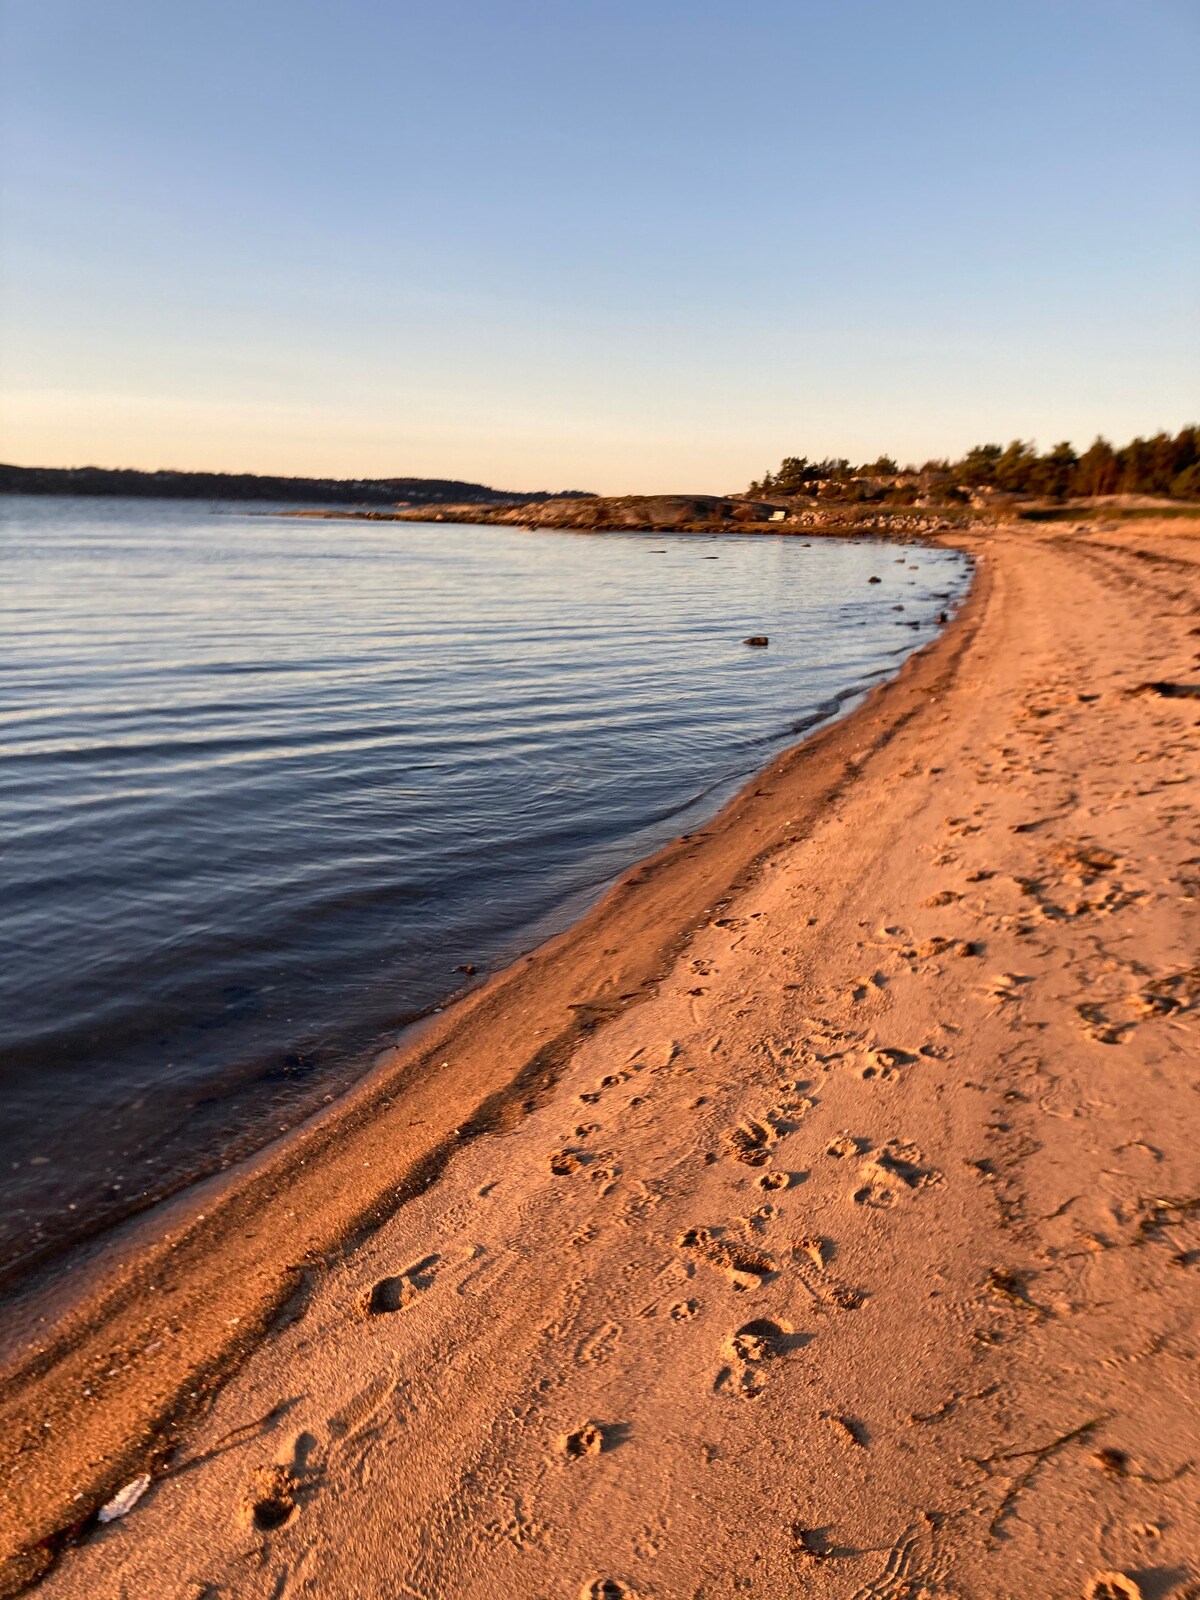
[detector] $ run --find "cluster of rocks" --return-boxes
[400,495,775,531]
[782,508,963,534]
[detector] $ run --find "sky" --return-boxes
[1,0,1197,495]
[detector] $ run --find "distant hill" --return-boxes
[0,464,594,506]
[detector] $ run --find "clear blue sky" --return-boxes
[1,0,1197,493]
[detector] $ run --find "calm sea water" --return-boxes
[0,495,968,1272]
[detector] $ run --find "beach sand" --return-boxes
[3,521,1197,1598]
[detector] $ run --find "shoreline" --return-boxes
[5,518,1198,1596]
[0,536,983,1590]
[281,503,970,539]
[0,523,967,1292]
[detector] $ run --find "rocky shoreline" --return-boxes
[288,492,971,539]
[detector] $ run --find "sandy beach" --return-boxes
[3,519,1198,1598]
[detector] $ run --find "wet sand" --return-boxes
[3,521,1198,1598]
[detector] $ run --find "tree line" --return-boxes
[0,464,594,505]
[750,426,1200,503]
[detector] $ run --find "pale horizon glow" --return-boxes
[1,0,1198,495]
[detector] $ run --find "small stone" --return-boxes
[98,1474,151,1523]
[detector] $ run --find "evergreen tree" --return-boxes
[994,441,1039,494]
[953,444,1004,487]
[1073,437,1118,497]
[1030,441,1078,500]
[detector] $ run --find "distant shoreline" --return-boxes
[283,498,972,540]
[0,464,592,507]
[283,494,1200,539]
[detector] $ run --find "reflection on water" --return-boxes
[0,495,968,1269]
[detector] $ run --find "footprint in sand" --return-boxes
[757,1170,792,1192]
[794,1234,827,1268]
[792,1236,859,1305]
[242,1456,309,1531]
[1084,1575,1142,1600]
[590,1161,621,1194]
[986,972,1032,1004]
[239,1429,321,1531]
[853,1143,942,1208]
[824,1281,866,1310]
[775,1075,814,1095]
[860,1046,917,1082]
[562,1421,608,1458]
[714,1317,805,1399]
[1129,965,1200,1018]
[826,1133,866,1160]
[1075,1002,1133,1045]
[619,1179,665,1225]
[677,1227,776,1290]
[364,1254,439,1315]
[723,1118,774,1166]
[767,1095,816,1126]
[577,1321,623,1365]
[849,971,889,1003]
[578,1070,634,1108]
[1051,840,1120,878]
[738,1203,779,1236]
[727,1317,790,1362]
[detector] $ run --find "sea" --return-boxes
[0,495,970,1275]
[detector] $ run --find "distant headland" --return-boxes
[288,423,1200,540]
[0,463,594,506]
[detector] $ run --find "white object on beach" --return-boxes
[97,1474,151,1523]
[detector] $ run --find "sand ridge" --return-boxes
[4,522,1198,1597]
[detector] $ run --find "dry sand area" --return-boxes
[3,521,1198,1599]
